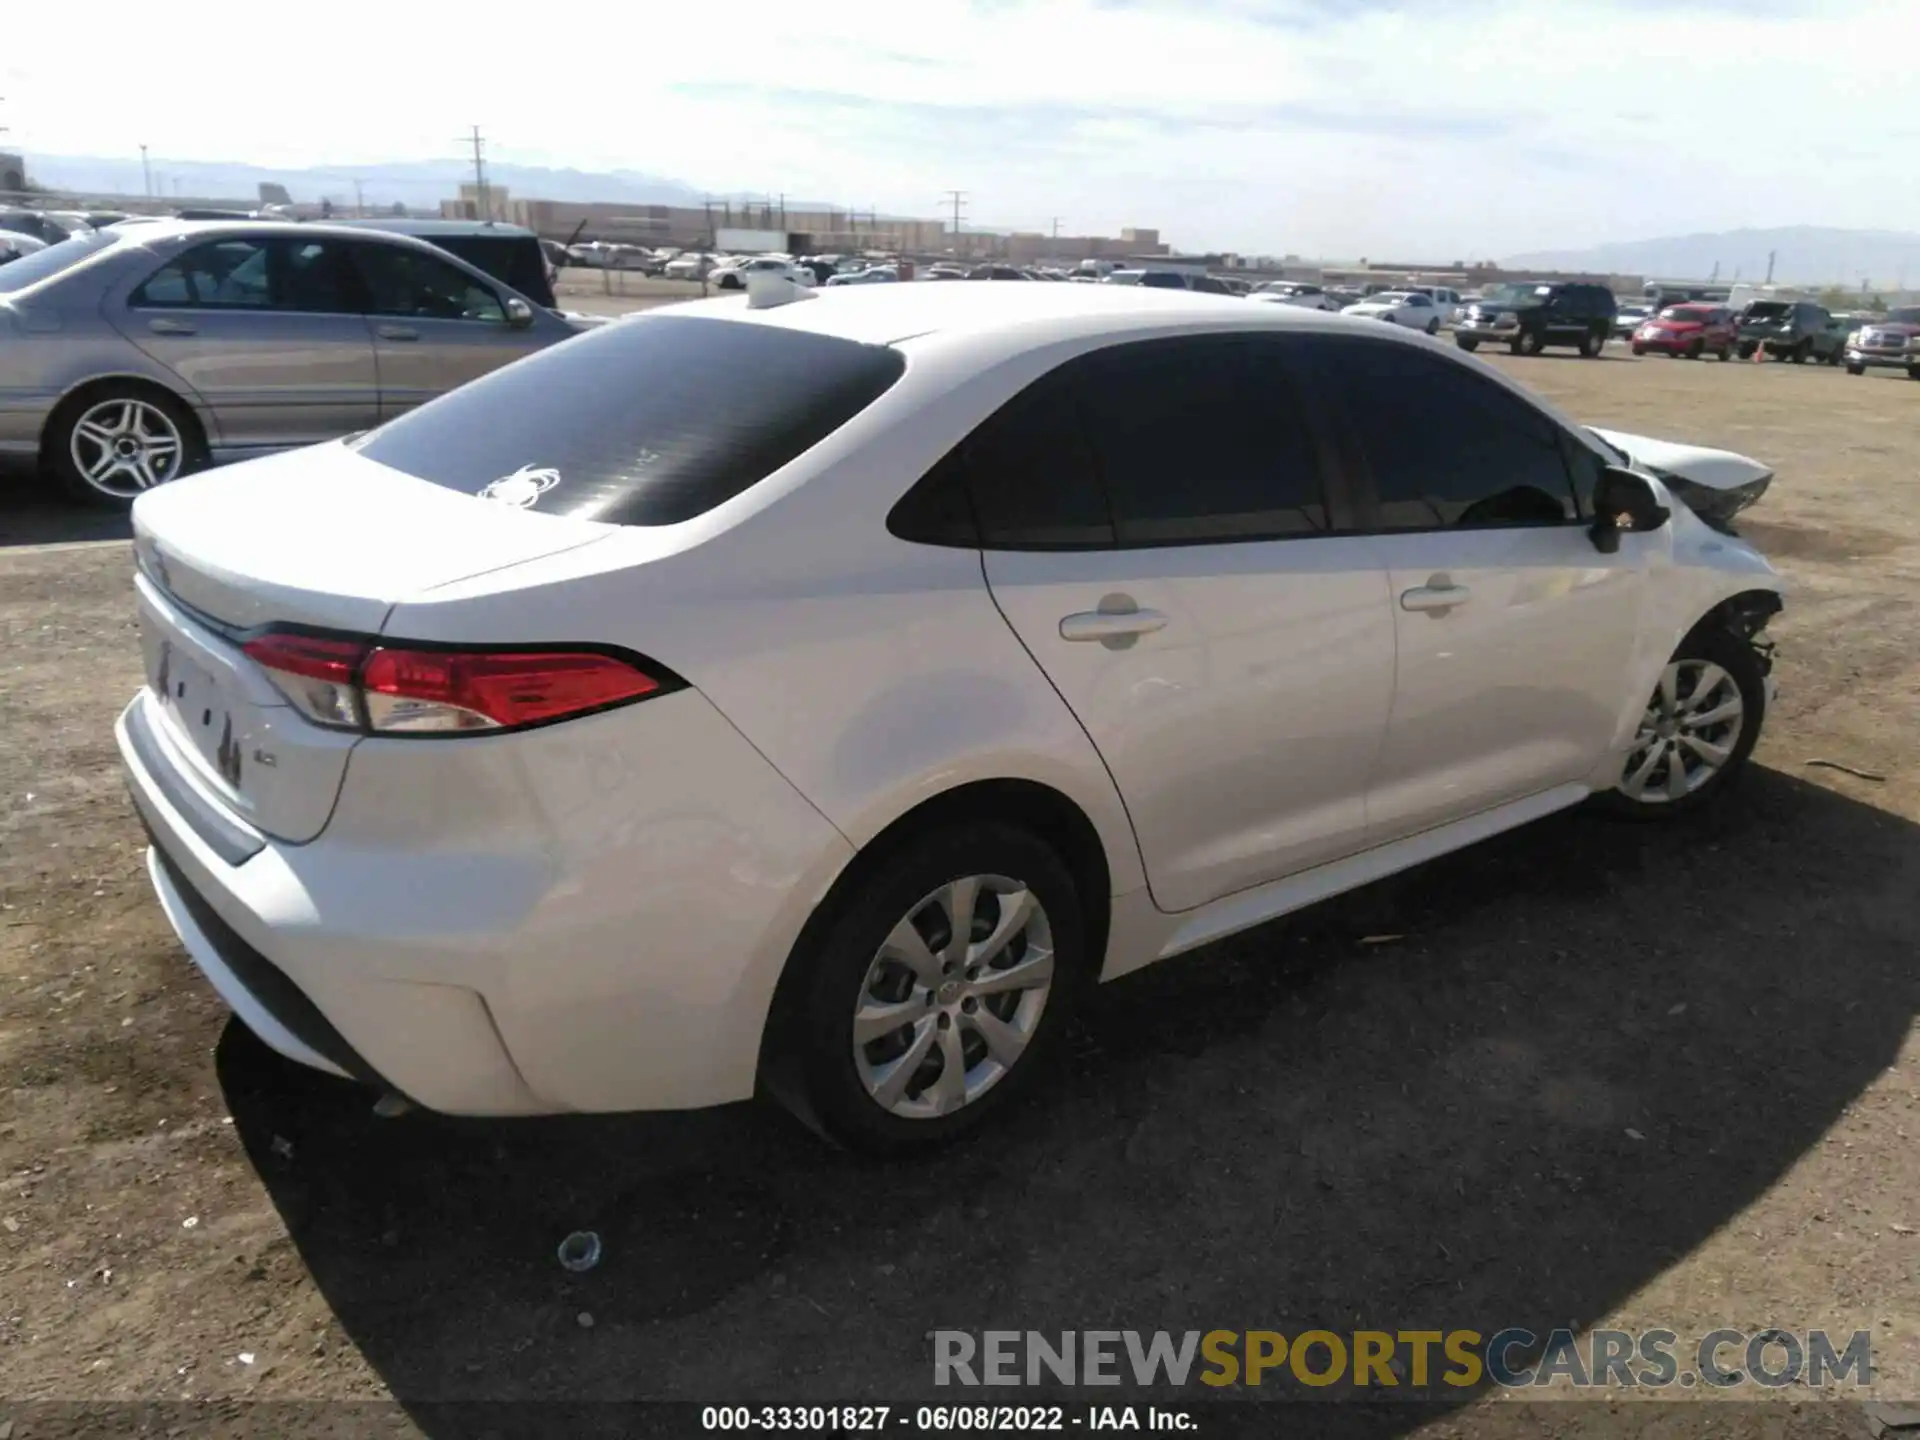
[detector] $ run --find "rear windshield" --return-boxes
[350,314,906,526]
[1745,302,1790,319]
[0,231,122,293]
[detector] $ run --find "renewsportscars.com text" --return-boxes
[931,1328,1873,1390]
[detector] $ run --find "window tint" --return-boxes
[132,238,352,312]
[1311,337,1576,530]
[350,242,504,321]
[952,366,1113,547]
[351,314,906,526]
[1078,336,1327,543]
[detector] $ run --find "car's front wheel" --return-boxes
[1845,361,1865,375]
[1456,337,1479,352]
[1594,627,1766,820]
[778,822,1085,1153]
[1515,330,1543,356]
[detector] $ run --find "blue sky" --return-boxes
[5,0,1914,256]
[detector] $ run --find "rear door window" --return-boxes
[1077,335,1328,542]
[130,237,354,312]
[351,313,907,526]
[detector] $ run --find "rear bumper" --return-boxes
[118,686,857,1116]
[1632,335,1711,352]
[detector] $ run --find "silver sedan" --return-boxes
[0,220,580,507]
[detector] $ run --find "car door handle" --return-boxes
[147,318,196,336]
[1400,580,1472,613]
[376,325,419,341]
[1059,608,1169,642]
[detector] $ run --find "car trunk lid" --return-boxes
[130,444,616,842]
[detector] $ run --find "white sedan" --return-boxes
[1251,281,1339,311]
[1341,290,1445,332]
[826,266,899,286]
[119,283,1783,1154]
[712,256,816,290]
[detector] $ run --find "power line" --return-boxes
[458,125,489,219]
[941,189,967,248]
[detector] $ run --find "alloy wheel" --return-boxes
[69,397,185,499]
[1619,660,1746,804]
[852,874,1054,1120]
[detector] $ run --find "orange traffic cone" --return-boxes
[1752,339,1766,363]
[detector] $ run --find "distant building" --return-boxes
[0,152,28,194]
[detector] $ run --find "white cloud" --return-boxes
[5,0,1915,256]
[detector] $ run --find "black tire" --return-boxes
[1718,345,1732,361]
[1516,330,1543,356]
[1590,625,1767,822]
[1738,342,1758,360]
[776,822,1087,1154]
[1425,319,1440,335]
[1846,362,1865,375]
[1908,367,1920,382]
[1456,337,1479,353]
[1686,340,1703,360]
[45,382,207,510]
[1631,343,1646,356]
[1580,329,1604,358]
[1790,340,1810,364]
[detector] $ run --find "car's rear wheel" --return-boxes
[1845,362,1865,375]
[1718,344,1732,361]
[1791,339,1811,364]
[1580,329,1604,358]
[1592,627,1765,821]
[46,384,206,509]
[779,822,1085,1153]
[1425,318,1440,335]
[1738,342,1758,360]
[1908,366,1920,381]
[1685,339,1703,359]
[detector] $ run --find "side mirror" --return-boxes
[1590,466,1670,553]
[504,296,535,329]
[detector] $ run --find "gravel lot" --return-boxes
[1,340,1916,1438]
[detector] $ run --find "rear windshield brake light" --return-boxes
[240,632,679,736]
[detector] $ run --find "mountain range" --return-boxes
[1502,227,1920,290]
[22,154,843,216]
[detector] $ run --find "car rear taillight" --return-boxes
[241,633,672,736]
[361,648,660,733]
[243,633,367,729]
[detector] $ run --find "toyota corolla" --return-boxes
[118,280,1784,1153]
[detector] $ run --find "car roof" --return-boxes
[336,218,540,239]
[657,279,1417,350]
[107,218,472,249]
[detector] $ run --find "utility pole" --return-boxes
[139,143,152,198]
[459,125,489,219]
[942,190,967,253]
[353,178,366,217]
[777,192,787,229]
[1764,249,1776,284]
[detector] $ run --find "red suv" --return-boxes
[1632,304,1736,360]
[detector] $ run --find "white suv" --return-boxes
[118,284,1784,1153]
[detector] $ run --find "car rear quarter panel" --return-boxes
[379,344,1151,907]
[0,249,213,458]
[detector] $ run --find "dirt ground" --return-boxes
[1,339,1918,1439]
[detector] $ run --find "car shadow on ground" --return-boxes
[216,766,1915,1435]
[0,471,131,546]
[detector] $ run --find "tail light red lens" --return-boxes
[361,649,662,733]
[242,633,368,729]
[242,633,670,736]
